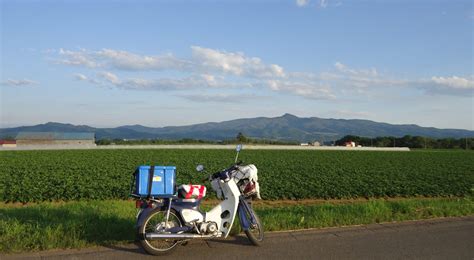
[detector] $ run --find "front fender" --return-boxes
[238,198,257,231]
[238,205,250,231]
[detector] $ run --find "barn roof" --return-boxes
[16,132,95,140]
[0,140,16,144]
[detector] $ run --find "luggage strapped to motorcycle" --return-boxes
[146,165,155,199]
[129,169,138,198]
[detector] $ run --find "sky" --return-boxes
[0,0,473,129]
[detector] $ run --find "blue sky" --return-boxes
[1,0,473,129]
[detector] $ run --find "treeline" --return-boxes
[96,138,213,145]
[335,135,474,149]
[96,132,298,146]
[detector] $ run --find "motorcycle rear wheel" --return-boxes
[138,209,183,255]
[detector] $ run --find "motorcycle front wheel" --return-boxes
[138,209,183,255]
[243,206,264,246]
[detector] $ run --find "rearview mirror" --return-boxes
[196,164,204,172]
[236,144,242,152]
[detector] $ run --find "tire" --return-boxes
[243,206,264,246]
[138,208,183,255]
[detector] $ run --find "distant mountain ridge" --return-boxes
[1,114,472,142]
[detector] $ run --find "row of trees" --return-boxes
[96,132,298,146]
[224,132,297,145]
[335,135,474,149]
[96,138,214,145]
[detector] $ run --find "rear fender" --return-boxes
[136,207,161,230]
[135,199,169,228]
[136,201,192,231]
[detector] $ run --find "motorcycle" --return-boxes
[132,144,264,255]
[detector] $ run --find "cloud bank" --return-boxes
[53,46,472,99]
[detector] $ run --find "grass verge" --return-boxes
[1,197,473,253]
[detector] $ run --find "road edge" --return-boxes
[3,215,473,258]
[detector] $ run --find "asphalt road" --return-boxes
[5,216,473,260]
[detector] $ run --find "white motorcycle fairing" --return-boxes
[203,178,241,237]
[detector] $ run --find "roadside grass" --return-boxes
[1,197,473,253]
[257,198,474,231]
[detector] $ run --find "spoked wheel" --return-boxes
[138,209,183,255]
[243,203,264,246]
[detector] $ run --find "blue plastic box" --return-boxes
[135,166,176,197]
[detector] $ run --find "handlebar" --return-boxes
[210,161,243,181]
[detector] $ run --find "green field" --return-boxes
[1,149,473,202]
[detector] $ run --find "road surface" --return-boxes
[4,216,473,260]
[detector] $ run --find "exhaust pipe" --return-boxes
[145,232,217,240]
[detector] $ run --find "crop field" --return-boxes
[0,149,473,202]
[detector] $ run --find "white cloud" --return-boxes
[334,62,377,77]
[115,77,204,91]
[201,74,217,87]
[330,63,473,96]
[296,0,309,7]
[58,48,98,68]
[94,72,253,91]
[430,76,474,89]
[297,0,341,9]
[57,48,189,71]
[1,78,38,86]
[73,73,102,85]
[191,46,286,78]
[327,62,409,92]
[331,63,473,96]
[55,47,286,80]
[96,49,191,71]
[267,79,335,100]
[73,73,88,81]
[418,76,474,96]
[97,71,121,85]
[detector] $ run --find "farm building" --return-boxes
[0,140,17,148]
[344,141,356,147]
[15,132,96,146]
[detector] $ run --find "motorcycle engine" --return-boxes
[199,221,218,234]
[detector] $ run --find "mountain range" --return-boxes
[1,114,472,142]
